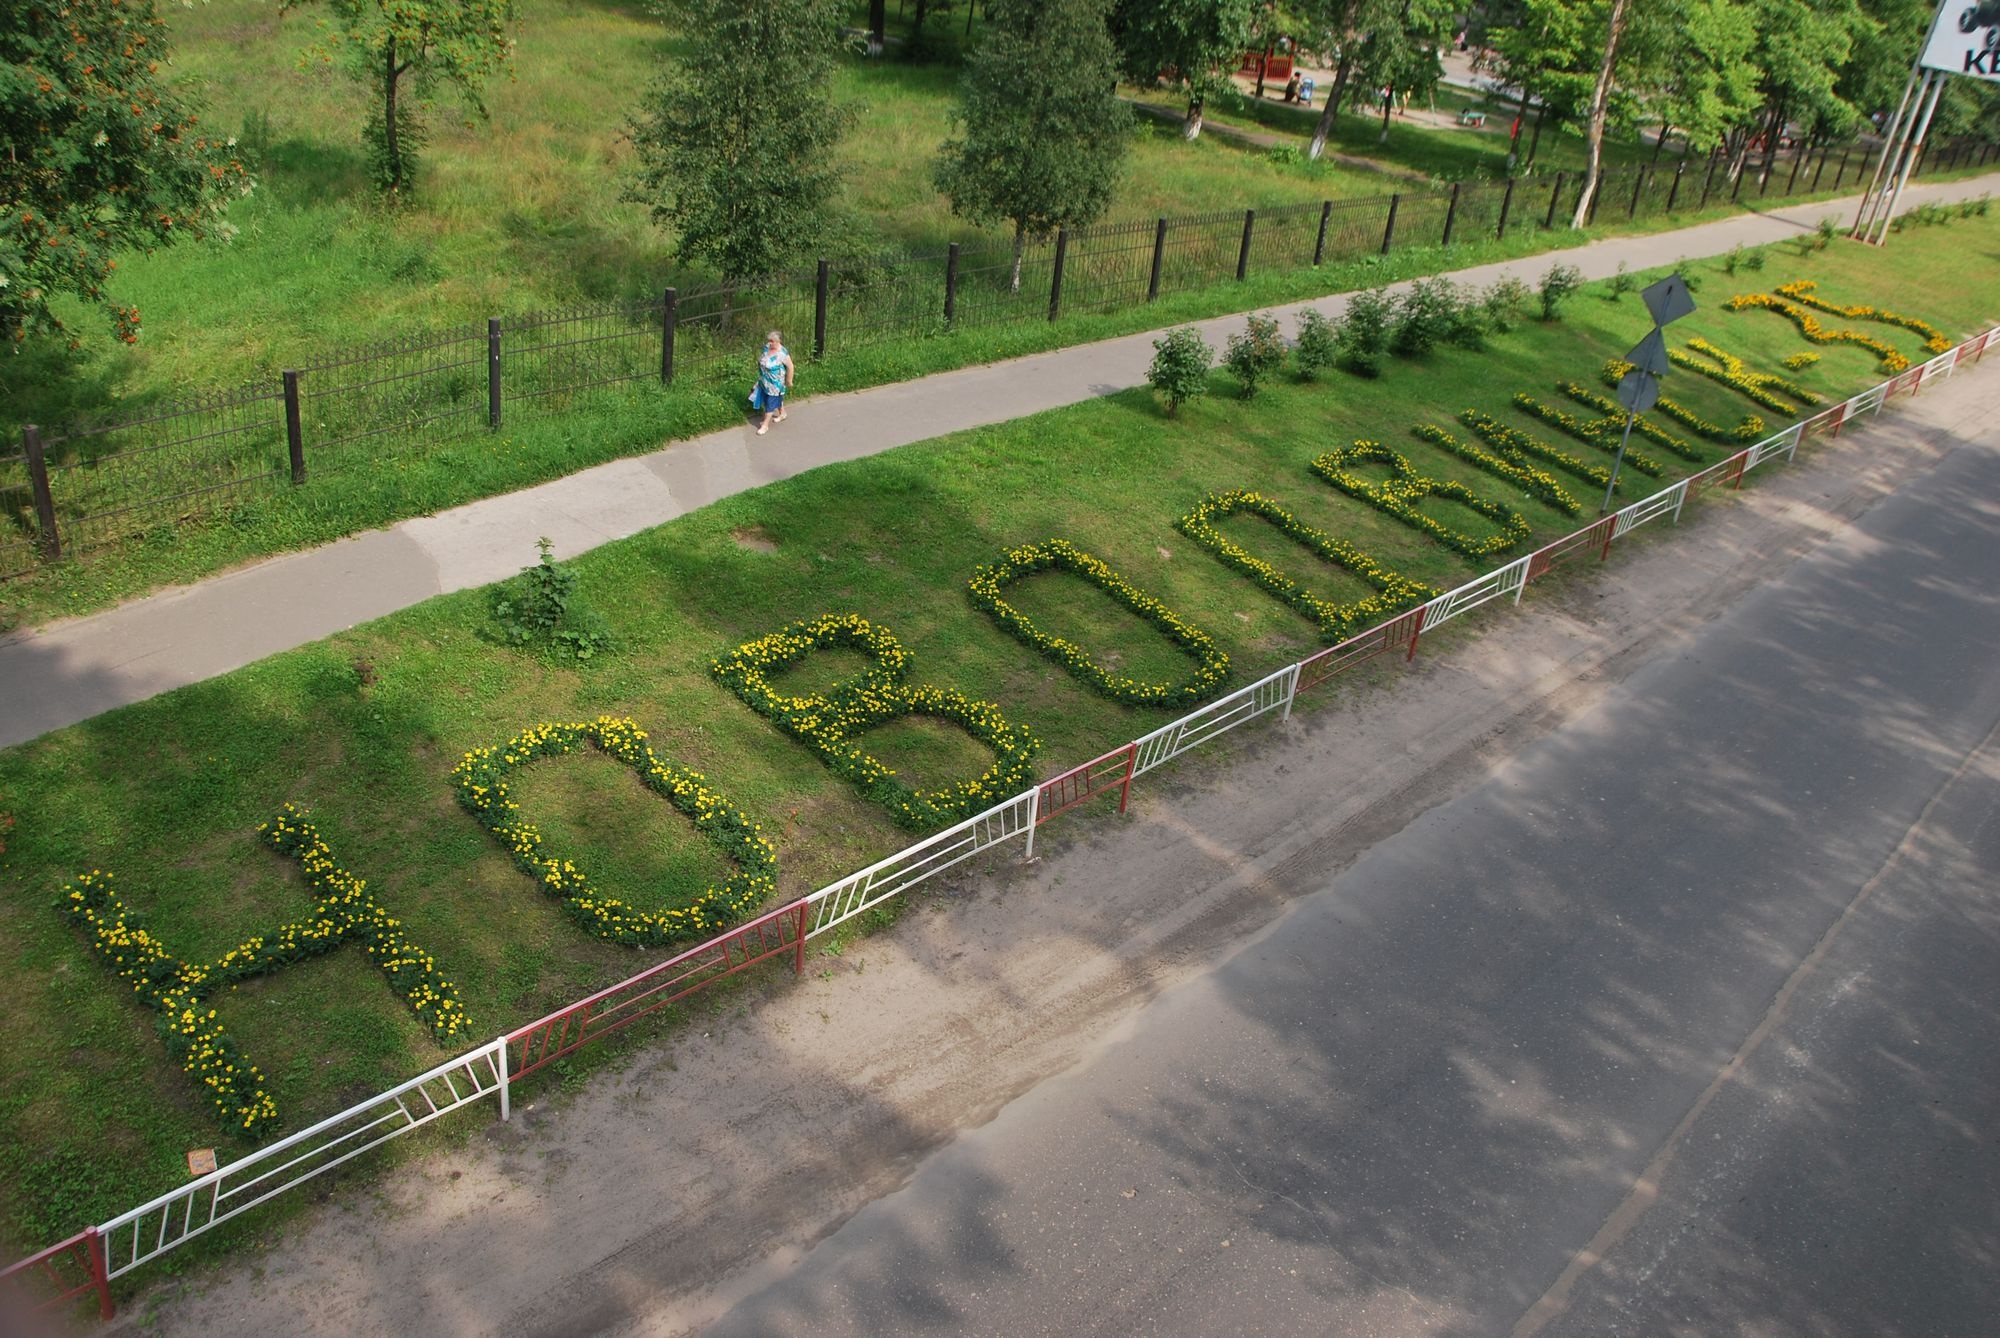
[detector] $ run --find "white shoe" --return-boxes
[756,423,768,435]
[775,411,787,423]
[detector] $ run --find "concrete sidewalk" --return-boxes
[3,172,1996,750]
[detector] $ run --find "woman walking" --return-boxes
[753,330,795,435]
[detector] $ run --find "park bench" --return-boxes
[1458,109,1488,128]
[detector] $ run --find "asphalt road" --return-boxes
[698,433,2000,1335]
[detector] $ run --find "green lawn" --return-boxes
[2,225,1995,1266]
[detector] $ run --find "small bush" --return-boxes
[492,538,615,661]
[1294,309,1339,380]
[1723,243,1745,274]
[1481,277,1531,332]
[1814,216,1839,250]
[1148,326,1214,415]
[1224,314,1288,398]
[1742,245,1767,270]
[1606,261,1635,300]
[1672,259,1703,293]
[1266,144,1304,167]
[1336,288,1393,376]
[1391,277,1460,356]
[1537,263,1584,321]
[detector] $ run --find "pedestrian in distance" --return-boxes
[751,330,795,435]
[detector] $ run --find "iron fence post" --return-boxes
[86,1226,113,1321]
[1628,167,1645,218]
[1666,161,1684,213]
[1380,192,1400,254]
[23,424,58,562]
[1147,217,1167,299]
[1587,172,1604,224]
[1312,200,1332,265]
[1236,208,1255,280]
[1496,177,1515,239]
[1441,182,1460,245]
[486,318,502,429]
[814,258,829,359]
[944,242,959,325]
[1049,228,1068,319]
[1832,148,1850,190]
[1544,173,1565,228]
[283,370,305,484]
[1811,150,1827,192]
[1787,144,1805,194]
[660,286,677,384]
[1701,152,1719,206]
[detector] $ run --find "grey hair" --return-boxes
[766,330,783,343]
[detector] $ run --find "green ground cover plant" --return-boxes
[0,228,1994,1276]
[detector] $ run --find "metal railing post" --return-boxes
[1236,208,1255,280]
[1312,200,1332,265]
[1832,148,1850,190]
[1628,167,1646,218]
[1442,182,1461,245]
[1787,145,1805,194]
[486,318,502,429]
[86,1227,113,1321]
[23,425,58,562]
[1496,177,1516,239]
[944,243,959,326]
[1380,193,1400,254]
[813,258,829,359]
[1545,173,1566,229]
[282,370,305,485]
[497,1037,510,1122]
[660,286,678,384]
[1147,217,1167,299]
[1022,786,1040,861]
[1049,227,1068,320]
[1666,161,1684,213]
[793,901,808,973]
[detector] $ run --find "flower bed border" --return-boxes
[1310,440,1532,561]
[1456,408,1616,492]
[450,717,778,948]
[1174,490,1436,642]
[1412,422,1580,514]
[1599,359,1766,442]
[967,539,1230,708]
[1510,393,1668,477]
[711,614,1040,831]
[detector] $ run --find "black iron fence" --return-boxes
[5,136,1997,580]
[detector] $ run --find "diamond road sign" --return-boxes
[1923,0,2000,80]
[1617,369,1661,414]
[1641,274,1696,327]
[1626,328,1671,376]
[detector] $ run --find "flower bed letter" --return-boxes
[1309,441,1531,562]
[59,807,469,1135]
[451,717,778,947]
[1411,423,1580,514]
[1598,360,1765,443]
[1510,393,1667,477]
[712,614,1040,831]
[1175,491,1435,641]
[967,539,1230,707]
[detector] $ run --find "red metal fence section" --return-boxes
[0,1228,111,1322]
[1038,744,1137,821]
[1296,606,1427,695]
[507,901,809,1080]
[1526,515,1618,583]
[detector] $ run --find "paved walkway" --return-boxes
[3,171,1996,750]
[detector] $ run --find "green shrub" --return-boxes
[1673,258,1703,293]
[1336,288,1393,376]
[1148,326,1214,414]
[1391,277,1460,356]
[1607,260,1635,300]
[1224,315,1288,398]
[1537,263,1584,321]
[491,538,615,661]
[1481,277,1530,332]
[1293,308,1339,380]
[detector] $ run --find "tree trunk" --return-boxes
[383,38,402,195]
[1652,121,1671,164]
[1379,84,1393,144]
[1508,85,1532,168]
[867,0,886,54]
[1308,55,1355,160]
[1009,221,1026,293]
[906,0,930,56]
[1526,104,1547,167]
[1184,92,1205,140]
[1570,0,1633,228]
[1255,41,1272,98]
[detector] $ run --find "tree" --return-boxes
[627,0,849,286]
[1,0,252,345]
[1293,0,1369,158]
[297,0,516,199]
[1571,0,1634,226]
[934,0,1130,291]
[1110,0,1258,139]
[1347,0,1454,144]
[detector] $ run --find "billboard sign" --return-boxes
[1923,0,2000,79]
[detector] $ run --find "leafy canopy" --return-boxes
[627,0,850,285]
[934,0,1130,247]
[1,0,251,345]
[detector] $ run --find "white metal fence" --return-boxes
[10,320,1996,1322]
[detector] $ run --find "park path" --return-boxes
[2,170,1996,750]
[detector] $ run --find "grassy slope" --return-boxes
[2,226,1995,1258]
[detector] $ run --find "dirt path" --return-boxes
[98,356,2000,1335]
